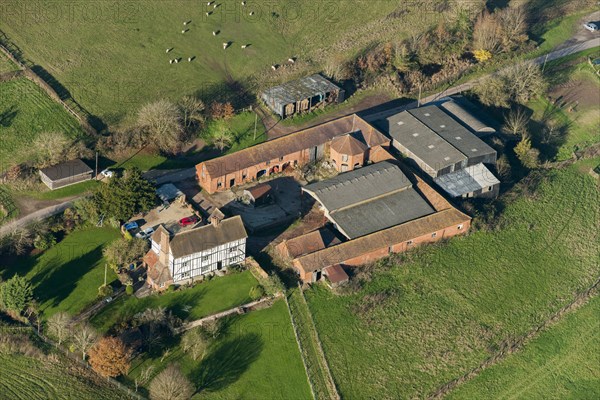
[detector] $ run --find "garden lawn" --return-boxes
[16,180,99,201]
[91,270,259,333]
[0,227,121,318]
[447,296,600,400]
[0,353,123,400]
[305,163,600,399]
[126,299,312,400]
[0,77,86,167]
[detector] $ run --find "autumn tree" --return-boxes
[149,364,194,400]
[88,336,132,377]
[71,323,98,360]
[137,100,185,154]
[0,275,33,315]
[47,311,71,345]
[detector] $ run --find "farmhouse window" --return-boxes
[229,247,237,253]
[407,240,413,246]
[457,224,463,230]
[202,255,209,262]
[342,154,349,162]
[217,181,222,188]
[279,156,284,161]
[431,232,437,238]
[182,261,190,268]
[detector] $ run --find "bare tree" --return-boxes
[71,323,98,361]
[181,327,210,361]
[135,365,155,392]
[149,364,194,400]
[498,5,528,51]
[47,311,71,346]
[503,108,530,137]
[473,10,500,52]
[179,96,205,129]
[137,100,185,154]
[503,61,547,104]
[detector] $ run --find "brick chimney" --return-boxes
[209,208,225,228]
[157,226,171,265]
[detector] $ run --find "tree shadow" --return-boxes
[31,245,105,311]
[190,333,263,394]
[0,105,19,127]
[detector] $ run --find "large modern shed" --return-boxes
[39,159,93,190]
[261,74,345,118]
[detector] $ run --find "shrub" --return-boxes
[0,275,33,315]
[33,232,56,251]
[249,285,266,301]
[125,285,134,296]
[98,285,113,298]
[167,284,176,292]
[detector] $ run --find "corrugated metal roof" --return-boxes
[434,163,500,197]
[261,74,341,107]
[303,161,412,213]
[439,99,496,134]
[409,106,496,160]
[375,112,466,170]
[39,159,92,181]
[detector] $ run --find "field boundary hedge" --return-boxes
[0,31,98,136]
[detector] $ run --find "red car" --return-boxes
[179,216,199,227]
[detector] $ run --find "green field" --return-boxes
[0,227,120,318]
[0,353,124,400]
[305,163,600,399]
[448,295,600,400]
[91,270,259,333]
[0,77,86,167]
[127,299,312,400]
[0,1,407,127]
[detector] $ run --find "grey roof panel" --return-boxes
[39,159,92,181]
[332,187,435,238]
[375,112,466,170]
[169,216,247,258]
[408,105,496,159]
[262,74,341,110]
[303,161,412,212]
[434,163,500,197]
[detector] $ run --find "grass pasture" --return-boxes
[0,1,409,126]
[125,299,312,400]
[305,163,600,399]
[0,353,123,400]
[91,270,259,333]
[447,295,600,400]
[0,227,121,318]
[0,77,86,167]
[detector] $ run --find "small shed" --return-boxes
[322,264,349,288]
[157,183,185,203]
[261,74,345,119]
[39,159,93,190]
[243,183,273,207]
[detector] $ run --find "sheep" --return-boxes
[207,1,213,5]
[241,45,247,49]
[288,58,295,63]
[249,11,254,16]
[188,57,193,62]
[212,31,218,36]
[166,48,172,53]
[183,21,188,26]
[181,29,187,34]
[271,65,277,71]
[169,59,174,64]
[213,3,218,8]
[241,1,246,5]
[223,42,228,49]
[206,11,212,16]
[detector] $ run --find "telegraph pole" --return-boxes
[253,112,258,141]
[95,151,99,180]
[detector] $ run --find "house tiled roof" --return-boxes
[294,207,470,273]
[197,115,385,179]
[39,159,92,181]
[323,264,349,284]
[330,135,368,156]
[280,228,343,259]
[244,183,272,201]
[169,216,247,259]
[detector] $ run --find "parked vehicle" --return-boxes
[123,221,138,232]
[135,227,155,240]
[179,215,199,227]
[583,22,598,32]
[101,168,114,178]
